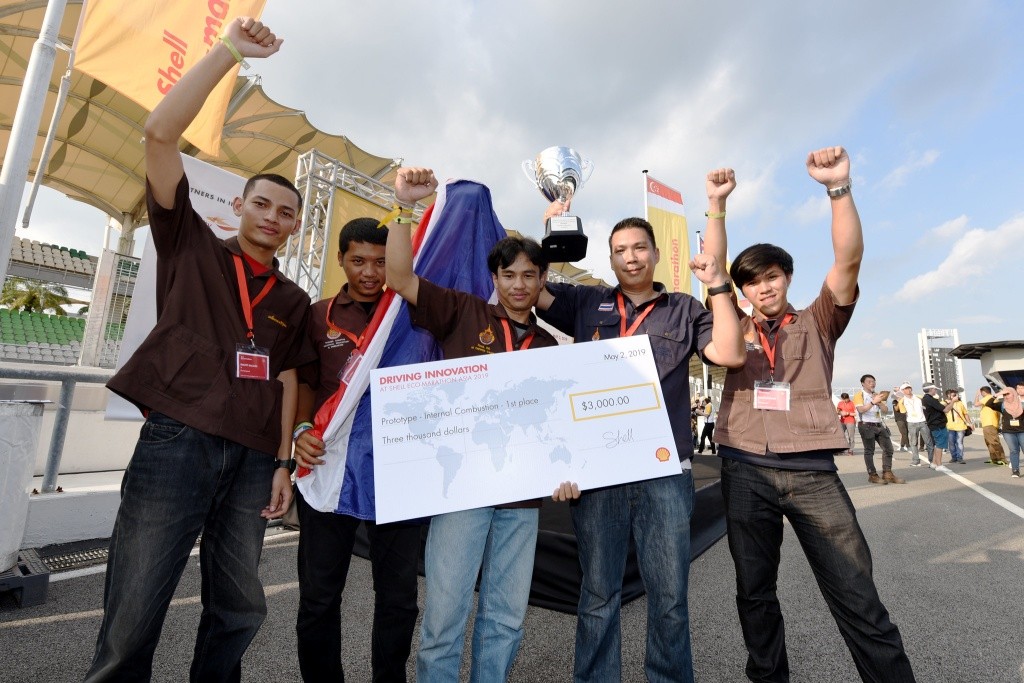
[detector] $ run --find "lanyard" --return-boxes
[325,294,367,347]
[616,292,657,338]
[232,254,276,344]
[500,318,534,352]
[754,313,793,379]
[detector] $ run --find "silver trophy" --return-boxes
[522,146,594,262]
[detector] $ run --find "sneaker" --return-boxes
[1013,471,1021,479]
[910,462,922,467]
[868,472,887,485]
[929,463,937,470]
[955,460,967,464]
[936,465,950,472]
[882,471,906,484]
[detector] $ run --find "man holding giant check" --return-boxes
[383,167,580,682]
[538,169,745,683]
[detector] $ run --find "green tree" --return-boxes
[0,277,87,316]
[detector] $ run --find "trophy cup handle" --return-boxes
[581,158,595,185]
[521,160,539,188]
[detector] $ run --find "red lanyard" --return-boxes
[754,313,794,378]
[232,254,276,343]
[500,318,534,352]
[616,292,657,338]
[325,294,366,347]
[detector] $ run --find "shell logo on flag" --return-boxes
[655,447,671,462]
[74,0,268,156]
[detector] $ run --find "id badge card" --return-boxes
[339,350,363,386]
[236,344,270,380]
[754,380,792,411]
[1011,419,1021,428]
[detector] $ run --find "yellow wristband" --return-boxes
[219,34,249,69]
[377,207,401,228]
[394,215,419,225]
[704,211,726,219]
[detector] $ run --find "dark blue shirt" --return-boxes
[540,282,713,460]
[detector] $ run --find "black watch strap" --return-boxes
[275,458,296,474]
[707,282,733,297]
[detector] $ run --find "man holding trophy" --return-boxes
[535,151,745,682]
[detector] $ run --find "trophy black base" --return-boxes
[542,215,588,263]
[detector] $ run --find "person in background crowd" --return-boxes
[891,390,910,452]
[896,383,932,467]
[698,397,718,454]
[985,385,1024,478]
[836,392,857,455]
[944,389,970,464]
[853,374,904,484]
[921,384,955,469]
[974,386,1008,465]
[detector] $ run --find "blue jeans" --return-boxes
[295,490,420,682]
[720,458,915,683]
[571,471,695,683]
[906,422,932,464]
[948,430,965,461]
[1003,431,1024,471]
[84,413,274,682]
[416,506,538,683]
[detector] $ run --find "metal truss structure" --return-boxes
[282,150,425,300]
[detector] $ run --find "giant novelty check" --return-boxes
[370,335,680,523]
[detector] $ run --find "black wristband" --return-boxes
[707,282,733,297]
[275,458,296,474]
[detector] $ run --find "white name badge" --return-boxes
[236,344,270,381]
[754,380,791,411]
[1011,419,1021,428]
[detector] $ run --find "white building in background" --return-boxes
[918,328,964,391]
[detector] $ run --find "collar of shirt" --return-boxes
[223,237,287,282]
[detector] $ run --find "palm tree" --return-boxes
[0,277,88,316]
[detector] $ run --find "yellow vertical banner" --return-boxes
[645,174,690,294]
[74,0,267,156]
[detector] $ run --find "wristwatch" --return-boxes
[707,281,733,297]
[275,458,296,474]
[826,181,852,199]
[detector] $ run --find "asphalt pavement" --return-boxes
[2,439,1023,682]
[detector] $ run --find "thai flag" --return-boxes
[296,180,507,517]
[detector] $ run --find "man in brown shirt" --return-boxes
[86,18,314,682]
[385,167,578,682]
[290,218,421,681]
[707,147,915,682]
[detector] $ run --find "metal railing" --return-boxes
[0,363,113,493]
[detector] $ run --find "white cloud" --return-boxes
[881,339,896,349]
[928,214,970,241]
[894,214,1024,301]
[879,149,940,188]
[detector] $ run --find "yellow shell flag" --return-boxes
[74,0,267,156]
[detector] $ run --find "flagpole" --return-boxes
[0,0,70,281]
[642,169,649,221]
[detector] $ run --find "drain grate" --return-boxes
[43,547,109,572]
[37,539,111,573]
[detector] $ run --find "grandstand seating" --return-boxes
[7,236,97,276]
[0,309,88,365]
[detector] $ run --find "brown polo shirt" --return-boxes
[410,278,558,509]
[107,175,316,455]
[298,286,378,412]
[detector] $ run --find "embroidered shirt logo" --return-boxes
[479,325,496,346]
[597,302,614,312]
[326,328,341,340]
[267,314,288,329]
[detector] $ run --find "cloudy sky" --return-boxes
[19,0,1024,393]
